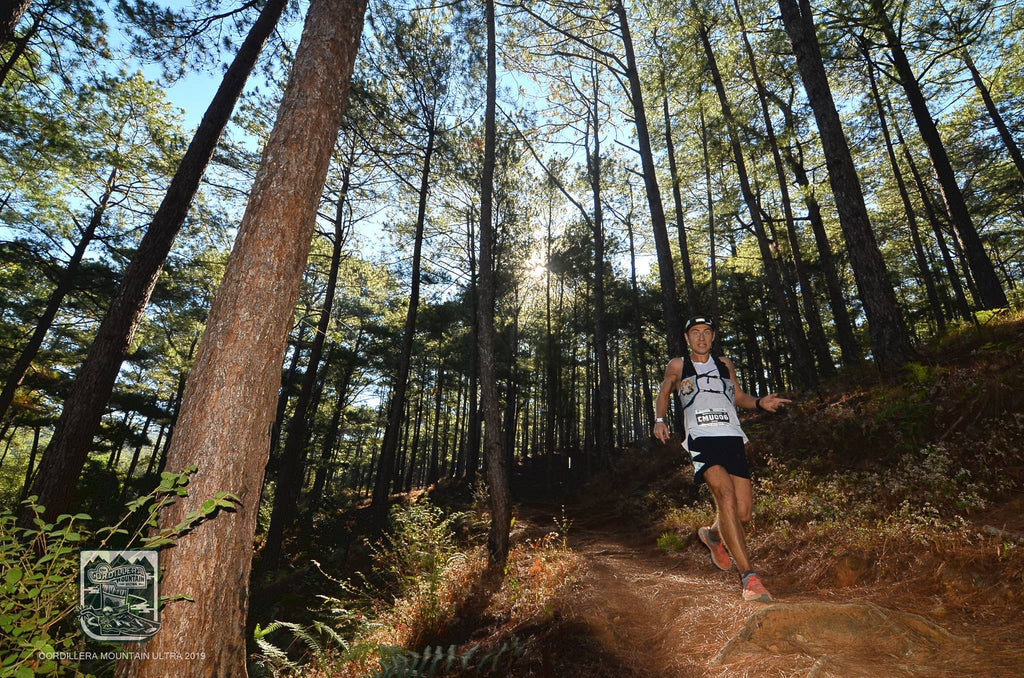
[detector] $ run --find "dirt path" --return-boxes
[513,502,1003,678]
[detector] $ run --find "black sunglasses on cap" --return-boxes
[684,316,715,332]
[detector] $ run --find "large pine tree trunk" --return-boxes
[480,0,511,565]
[26,0,290,524]
[371,125,435,526]
[871,0,1006,309]
[117,0,366,674]
[778,0,915,374]
[0,166,118,424]
[613,0,683,357]
[697,17,818,389]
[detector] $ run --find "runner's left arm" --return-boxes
[720,357,791,412]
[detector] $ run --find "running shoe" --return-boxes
[741,572,773,603]
[698,526,732,571]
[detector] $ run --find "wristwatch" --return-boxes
[655,417,665,423]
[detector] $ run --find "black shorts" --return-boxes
[687,435,750,485]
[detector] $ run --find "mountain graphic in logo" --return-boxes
[78,550,160,642]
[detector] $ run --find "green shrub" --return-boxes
[0,467,238,677]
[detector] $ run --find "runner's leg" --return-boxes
[703,465,752,573]
[732,474,752,524]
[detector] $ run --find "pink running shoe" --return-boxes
[698,526,732,571]
[741,572,773,603]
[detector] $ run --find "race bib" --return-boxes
[695,408,730,426]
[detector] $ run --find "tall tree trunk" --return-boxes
[144,423,165,477]
[465,213,482,482]
[371,123,435,526]
[697,16,818,388]
[403,380,426,492]
[661,68,698,313]
[0,0,31,44]
[699,101,718,316]
[625,211,654,433]
[777,0,916,374]
[734,1,833,375]
[959,48,1024,184]
[586,65,614,467]
[863,46,944,332]
[0,166,118,424]
[480,0,511,566]
[117,417,151,503]
[26,0,291,524]
[544,200,558,457]
[891,110,973,320]
[781,133,861,364]
[0,5,40,88]
[261,183,348,574]
[427,365,444,485]
[270,320,310,459]
[117,0,366,675]
[612,0,683,357]
[870,0,1006,309]
[18,425,40,502]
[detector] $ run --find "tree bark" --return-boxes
[371,120,435,526]
[863,46,944,332]
[0,0,31,45]
[778,0,915,374]
[699,101,718,317]
[586,64,614,467]
[480,0,511,566]
[661,68,698,314]
[261,182,348,574]
[960,48,1024,185]
[427,365,444,485]
[697,16,818,388]
[781,133,861,364]
[891,110,973,320]
[612,0,683,357]
[26,0,290,524]
[734,1,833,376]
[871,0,1006,309]
[625,211,654,433]
[116,0,366,674]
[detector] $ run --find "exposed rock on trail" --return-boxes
[714,601,976,677]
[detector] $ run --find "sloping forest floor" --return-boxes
[252,314,1024,678]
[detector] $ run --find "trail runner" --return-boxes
[653,315,790,602]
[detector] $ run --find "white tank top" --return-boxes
[679,356,748,443]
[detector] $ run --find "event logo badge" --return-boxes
[78,550,160,642]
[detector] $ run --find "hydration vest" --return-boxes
[678,354,732,411]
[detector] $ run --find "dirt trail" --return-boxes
[514,502,1002,678]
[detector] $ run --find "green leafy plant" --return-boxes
[369,637,529,678]
[251,620,350,676]
[656,532,685,554]
[0,466,239,678]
